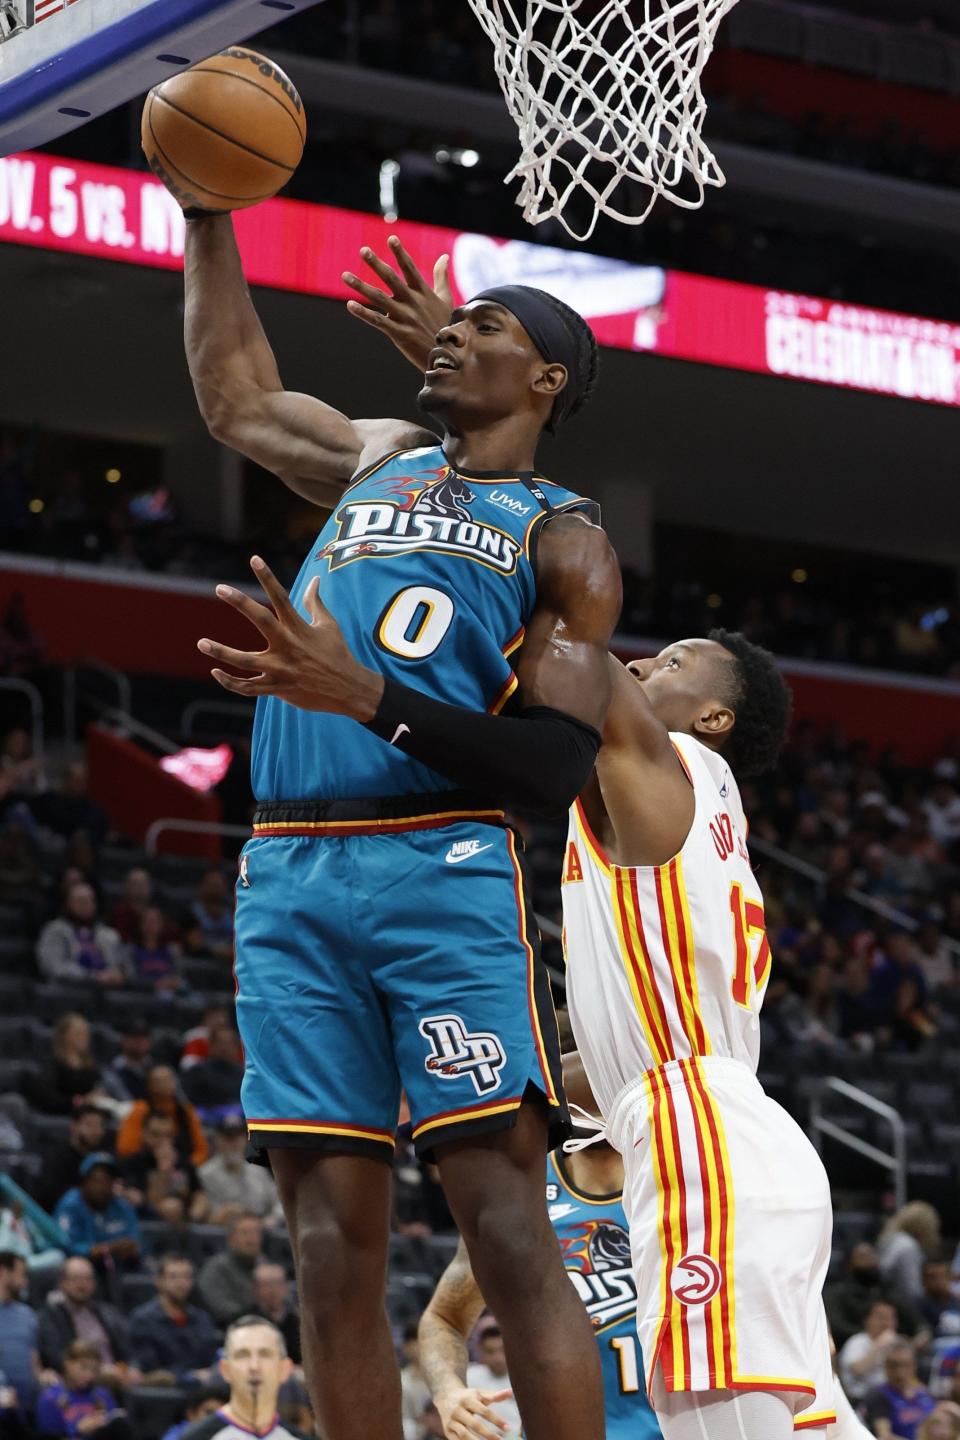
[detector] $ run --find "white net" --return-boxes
[466,0,740,241]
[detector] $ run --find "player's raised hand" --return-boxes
[343,234,452,372]
[197,556,384,720]
[436,1386,512,1440]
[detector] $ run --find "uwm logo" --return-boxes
[419,1014,506,1096]
[489,488,531,516]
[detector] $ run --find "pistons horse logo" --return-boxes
[400,470,475,520]
[319,465,522,574]
[559,1220,637,1331]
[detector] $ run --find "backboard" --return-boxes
[0,0,325,157]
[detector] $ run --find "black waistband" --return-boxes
[252,791,506,829]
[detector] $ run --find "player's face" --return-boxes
[419,301,560,428]
[627,638,735,740]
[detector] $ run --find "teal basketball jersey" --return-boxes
[251,445,596,801]
[546,1152,662,1439]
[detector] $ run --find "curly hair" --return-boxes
[535,289,600,431]
[708,628,793,778]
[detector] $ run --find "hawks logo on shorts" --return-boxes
[557,1218,638,1332]
[419,1014,507,1096]
[319,467,523,574]
[670,1254,722,1307]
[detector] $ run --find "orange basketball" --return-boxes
[141,47,306,214]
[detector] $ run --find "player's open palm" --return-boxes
[343,234,452,371]
[437,1385,513,1440]
[198,555,381,718]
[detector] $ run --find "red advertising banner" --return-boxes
[1,149,958,405]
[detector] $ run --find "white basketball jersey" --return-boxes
[563,733,770,1117]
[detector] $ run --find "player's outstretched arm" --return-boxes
[590,655,696,865]
[184,216,433,505]
[419,1239,512,1440]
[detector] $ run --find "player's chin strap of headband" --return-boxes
[563,1103,610,1153]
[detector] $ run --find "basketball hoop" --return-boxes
[466,0,740,241]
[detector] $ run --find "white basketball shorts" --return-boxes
[606,1055,836,1431]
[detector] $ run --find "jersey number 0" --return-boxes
[377,585,454,660]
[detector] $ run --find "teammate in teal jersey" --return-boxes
[418,1131,662,1440]
[186,217,621,1440]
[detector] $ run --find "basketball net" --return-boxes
[466,0,740,241]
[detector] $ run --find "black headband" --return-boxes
[473,284,587,428]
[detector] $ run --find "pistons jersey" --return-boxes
[563,733,771,1117]
[251,444,595,801]
[547,1153,661,1438]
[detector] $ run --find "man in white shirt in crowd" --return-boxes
[838,1300,906,1404]
[198,1117,281,1225]
[466,1324,521,1438]
[399,1322,430,1440]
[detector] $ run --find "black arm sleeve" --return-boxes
[364,677,601,818]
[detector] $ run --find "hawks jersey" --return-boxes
[547,1153,661,1439]
[563,733,771,1117]
[251,445,595,801]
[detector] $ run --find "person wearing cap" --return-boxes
[188,208,616,1435]
[103,1019,154,1105]
[52,1155,142,1273]
[198,1118,281,1227]
[35,1106,107,1214]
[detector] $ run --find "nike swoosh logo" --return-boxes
[445,844,494,865]
[389,723,410,746]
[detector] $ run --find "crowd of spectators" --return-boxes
[622,571,960,680]
[527,717,960,1077]
[820,1204,960,1437]
[0,716,462,1436]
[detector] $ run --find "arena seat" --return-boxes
[904,1082,955,1115]
[138,1220,208,1267]
[126,1385,190,1440]
[0,938,33,974]
[30,1114,72,1150]
[32,985,99,1022]
[187,1223,229,1260]
[263,1229,294,1272]
[120,1272,157,1311]
[930,1123,960,1156]
[0,1019,34,1058]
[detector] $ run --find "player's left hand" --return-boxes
[342,234,452,372]
[198,556,384,720]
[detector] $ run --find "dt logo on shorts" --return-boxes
[419,1014,506,1097]
[670,1253,722,1306]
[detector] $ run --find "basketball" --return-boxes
[141,47,306,214]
